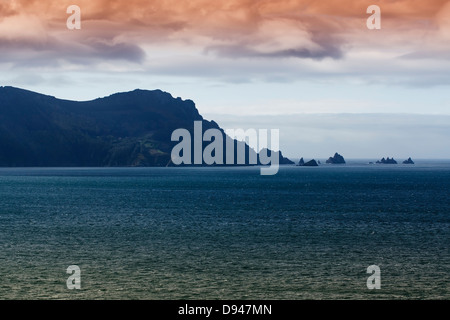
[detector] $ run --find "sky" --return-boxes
[1,0,450,158]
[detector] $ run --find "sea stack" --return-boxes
[403,157,415,164]
[298,158,319,167]
[326,152,346,164]
[303,159,319,167]
[376,157,398,164]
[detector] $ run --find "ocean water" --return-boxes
[0,163,449,300]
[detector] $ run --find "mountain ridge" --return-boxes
[0,86,293,167]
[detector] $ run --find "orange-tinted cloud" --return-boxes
[0,0,449,68]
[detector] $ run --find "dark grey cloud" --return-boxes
[0,37,146,67]
[81,40,146,63]
[204,30,344,61]
[205,43,343,60]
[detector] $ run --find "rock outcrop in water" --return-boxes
[403,157,415,164]
[298,158,319,167]
[259,148,295,165]
[304,159,319,166]
[326,152,346,164]
[376,157,398,164]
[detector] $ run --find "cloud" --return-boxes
[208,113,450,159]
[204,17,344,60]
[0,14,48,42]
[6,73,74,87]
[79,40,146,63]
[0,0,449,86]
[206,44,343,60]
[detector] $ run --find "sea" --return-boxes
[0,161,449,300]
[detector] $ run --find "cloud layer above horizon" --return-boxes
[211,113,450,159]
[1,0,450,81]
